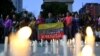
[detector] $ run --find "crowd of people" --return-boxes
[0,11,100,43]
[36,12,100,40]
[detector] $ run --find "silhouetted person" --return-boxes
[65,12,73,39]
[45,13,57,23]
[3,15,12,37]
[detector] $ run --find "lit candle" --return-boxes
[40,39,43,47]
[81,26,95,56]
[56,40,59,55]
[71,38,75,56]
[81,45,94,56]
[50,40,53,53]
[72,38,75,47]
[53,39,56,54]
[44,40,49,54]
[67,39,70,47]
[9,26,32,56]
[33,40,37,53]
[4,36,8,54]
[75,33,81,56]
[62,35,67,56]
[85,27,95,51]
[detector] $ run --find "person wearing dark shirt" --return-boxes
[72,13,80,37]
[64,12,73,39]
[0,14,4,41]
[36,14,44,25]
[0,14,3,27]
[45,13,56,23]
[3,15,13,37]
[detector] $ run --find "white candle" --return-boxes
[72,38,75,47]
[67,40,70,47]
[75,33,81,56]
[85,27,95,51]
[40,39,43,47]
[56,40,59,55]
[81,26,95,56]
[9,26,32,56]
[4,36,8,55]
[62,35,67,56]
[33,40,37,53]
[44,40,49,54]
[50,40,53,53]
[81,45,93,56]
[52,39,56,54]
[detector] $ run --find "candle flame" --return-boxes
[9,26,32,56]
[81,26,95,56]
[86,26,93,36]
[17,26,32,41]
[75,33,81,39]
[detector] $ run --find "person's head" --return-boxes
[6,15,9,19]
[31,17,36,21]
[13,14,16,18]
[74,13,79,18]
[0,14,3,18]
[62,14,65,17]
[30,17,36,21]
[66,12,71,16]
[23,13,27,17]
[48,12,52,18]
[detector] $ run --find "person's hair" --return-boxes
[74,13,79,17]
[66,12,72,16]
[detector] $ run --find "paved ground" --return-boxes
[0,42,100,56]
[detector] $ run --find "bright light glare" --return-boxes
[86,26,93,36]
[17,26,32,41]
[82,45,93,56]
[75,33,81,39]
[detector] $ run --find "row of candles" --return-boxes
[0,26,95,56]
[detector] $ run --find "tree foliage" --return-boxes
[41,2,68,18]
[0,0,15,16]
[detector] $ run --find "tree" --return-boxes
[41,2,68,18]
[0,0,16,16]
